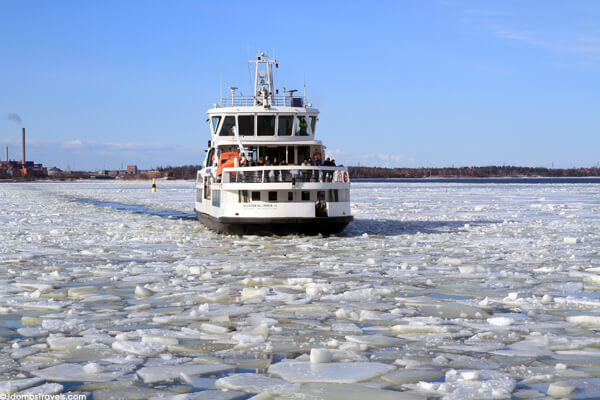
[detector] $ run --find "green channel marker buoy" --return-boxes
[152,178,156,192]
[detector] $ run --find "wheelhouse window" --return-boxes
[251,191,261,201]
[278,116,293,136]
[309,116,317,135]
[268,191,277,201]
[219,116,236,136]
[257,115,275,136]
[211,116,221,135]
[238,115,254,136]
[301,191,310,201]
[295,116,309,136]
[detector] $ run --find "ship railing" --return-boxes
[220,166,348,184]
[218,95,306,108]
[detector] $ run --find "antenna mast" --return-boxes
[249,51,278,107]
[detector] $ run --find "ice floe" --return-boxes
[1,180,599,397]
[268,360,395,383]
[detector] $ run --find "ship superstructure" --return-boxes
[195,53,353,235]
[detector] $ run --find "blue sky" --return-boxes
[1,1,599,170]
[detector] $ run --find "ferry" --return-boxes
[195,52,353,235]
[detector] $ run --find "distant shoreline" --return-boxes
[2,165,599,181]
[347,165,600,179]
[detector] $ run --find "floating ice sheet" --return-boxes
[268,360,395,383]
[137,362,232,384]
[32,363,127,382]
[1,180,599,396]
[215,373,300,393]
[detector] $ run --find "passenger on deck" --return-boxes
[258,157,265,166]
[264,156,272,166]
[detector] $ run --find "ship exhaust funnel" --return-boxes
[22,127,26,165]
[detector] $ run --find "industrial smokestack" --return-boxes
[22,127,26,165]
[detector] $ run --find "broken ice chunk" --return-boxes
[268,360,395,383]
[381,369,443,385]
[200,322,232,334]
[267,382,427,400]
[410,369,516,400]
[135,285,154,298]
[47,336,85,350]
[241,287,268,302]
[310,348,333,364]
[391,324,449,334]
[18,383,64,395]
[32,363,126,382]
[137,363,232,384]
[215,373,300,393]
[566,315,600,328]
[112,340,166,356]
[547,381,574,397]
[487,316,514,327]
[17,327,48,338]
[92,386,173,399]
[0,378,44,395]
[441,258,462,266]
[142,335,179,345]
[345,335,404,346]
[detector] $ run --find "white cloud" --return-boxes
[104,142,173,150]
[376,153,406,162]
[346,152,417,167]
[495,29,600,55]
[61,140,83,148]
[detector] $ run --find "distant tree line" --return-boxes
[32,165,599,181]
[156,165,203,179]
[348,165,600,179]
[154,164,600,180]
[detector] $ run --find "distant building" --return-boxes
[127,165,138,175]
[0,160,47,178]
[47,167,63,176]
[145,170,161,178]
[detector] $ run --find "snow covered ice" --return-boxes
[0,179,599,399]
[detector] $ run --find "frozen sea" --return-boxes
[1,179,599,399]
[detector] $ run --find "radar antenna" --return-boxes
[249,52,277,107]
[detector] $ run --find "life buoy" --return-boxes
[343,171,349,183]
